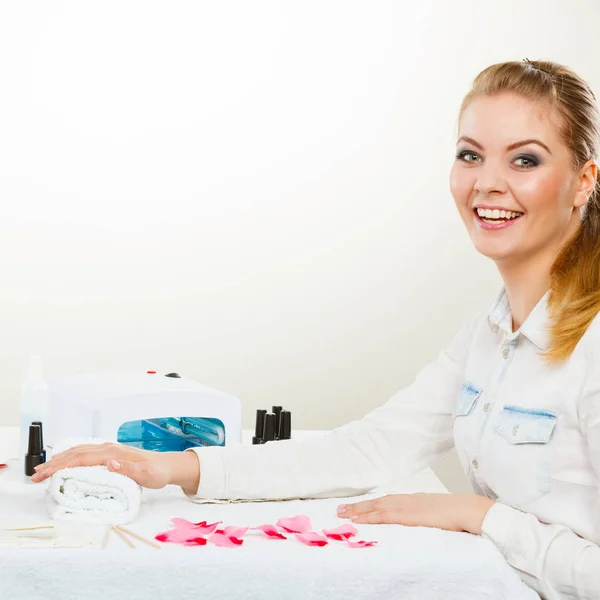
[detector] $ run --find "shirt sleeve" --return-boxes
[184,311,482,502]
[480,348,600,600]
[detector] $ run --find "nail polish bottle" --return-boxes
[25,423,45,477]
[262,413,276,442]
[253,409,267,444]
[278,410,291,440]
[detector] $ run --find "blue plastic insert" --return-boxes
[117,417,226,451]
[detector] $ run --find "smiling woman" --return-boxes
[33,59,600,600]
[451,61,600,354]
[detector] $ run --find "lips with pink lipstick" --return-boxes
[474,205,524,230]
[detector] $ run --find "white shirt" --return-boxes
[188,288,600,599]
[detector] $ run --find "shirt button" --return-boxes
[502,347,510,359]
[471,459,479,469]
[483,403,491,412]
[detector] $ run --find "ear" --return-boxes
[573,159,598,209]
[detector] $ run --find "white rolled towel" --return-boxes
[45,438,142,525]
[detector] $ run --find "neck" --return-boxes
[497,254,552,332]
[494,215,583,332]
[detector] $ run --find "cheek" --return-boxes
[512,170,571,214]
[449,164,473,207]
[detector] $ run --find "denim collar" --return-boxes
[487,287,550,350]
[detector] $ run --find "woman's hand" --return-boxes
[337,493,495,535]
[30,442,200,495]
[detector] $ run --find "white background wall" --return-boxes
[1,0,598,492]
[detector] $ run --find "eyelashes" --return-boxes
[455,150,480,163]
[455,149,541,169]
[514,154,541,168]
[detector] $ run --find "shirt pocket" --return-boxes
[487,405,557,507]
[453,382,482,417]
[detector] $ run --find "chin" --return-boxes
[471,239,518,263]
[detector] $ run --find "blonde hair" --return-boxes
[459,60,600,362]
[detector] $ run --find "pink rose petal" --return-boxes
[322,524,358,540]
[156,523,199,544]
[347,539,377,548]
[251,524,287,539]
[171,518,221,535]
[295,532,328,547]
[183,537,208,546]
[222,526,249,538]
[155,519,221,544]
[276,515,312,534]
[210,532,244,547]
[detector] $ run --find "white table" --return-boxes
[0,426,539,600]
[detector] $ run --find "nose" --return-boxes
[475,164,508,195]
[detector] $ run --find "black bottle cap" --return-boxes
[32,421,43,448]
[279,410,291,440]
[25,423,45,476]
[32,421,46,462]
[263,413,276,442]
[254,409,267,439]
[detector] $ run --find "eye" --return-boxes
[513,154,540,168]
[456,150,481,163]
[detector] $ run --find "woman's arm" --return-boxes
[481,503,599,599]
[479,354,600,600]
[185,311,483,502]
[33,312,482,499]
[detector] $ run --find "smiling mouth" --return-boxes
[474,207,524,225]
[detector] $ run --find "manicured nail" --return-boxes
[337,505,347,514]
[109,460,121,470]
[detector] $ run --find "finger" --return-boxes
[50,443,110,461]
[34,442,142,478]
[338,494,402,517]
[34,447,104,476]
[32,445,123,482]
[351,509,402,525]
[337,500,377,518]
[34,445,107,472]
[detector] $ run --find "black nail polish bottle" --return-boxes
[25,423,45,476]
[253,409,267,444]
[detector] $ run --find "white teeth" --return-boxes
[476,208,523,220]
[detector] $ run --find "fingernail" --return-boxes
[337,505,347,514]
[109,460,121,470]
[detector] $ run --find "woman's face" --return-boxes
[449,92,587,265]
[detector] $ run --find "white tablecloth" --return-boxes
[0,426,538,600]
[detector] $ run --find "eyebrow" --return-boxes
[457,136,552,155]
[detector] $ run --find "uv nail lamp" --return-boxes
[45,372,242,452]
